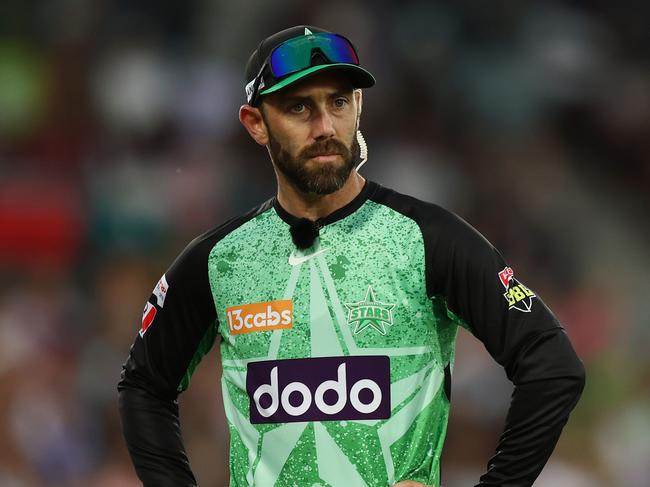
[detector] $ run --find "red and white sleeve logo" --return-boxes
[140,302,157,337]
[139,274,169,337]
[153,274,169,307]
[498,267,515,288]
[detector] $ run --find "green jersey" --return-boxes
[119,180,585,487]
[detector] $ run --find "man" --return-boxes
[118,26,585,487]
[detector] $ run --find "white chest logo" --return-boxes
[288,247,329,266]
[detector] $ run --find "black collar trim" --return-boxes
[273,179,378,228]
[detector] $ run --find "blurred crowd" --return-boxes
[1,1,648,486]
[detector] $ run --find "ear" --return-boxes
[239,104,269,146]
[354,89,363,119]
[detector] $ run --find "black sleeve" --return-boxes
[117,234,219,487]
[427,210,585,487]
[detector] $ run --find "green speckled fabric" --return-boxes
[208,200,458,487]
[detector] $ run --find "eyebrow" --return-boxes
[281,88,354,104]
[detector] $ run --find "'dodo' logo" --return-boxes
[498,267,536,313]
[226,300,293,335]
[246,356,391,424]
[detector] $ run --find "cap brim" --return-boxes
[259,64,375,97]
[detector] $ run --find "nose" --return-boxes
[310,108,336,140]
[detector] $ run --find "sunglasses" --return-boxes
[247,33,361,105]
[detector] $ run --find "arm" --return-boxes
[118,381,196,486]
[429,212,585,487]
[477,330,584,485]
[118,236,219,487]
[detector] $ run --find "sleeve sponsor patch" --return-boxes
[153,274,169,308]
[498,267,536,313]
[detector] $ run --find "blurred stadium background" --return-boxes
[1,1,648,486]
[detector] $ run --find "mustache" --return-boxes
[300,139,351,159]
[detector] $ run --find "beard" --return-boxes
[268,130,359,195]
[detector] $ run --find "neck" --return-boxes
[275,171,366,221]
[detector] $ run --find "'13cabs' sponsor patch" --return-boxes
[226,300,293,335]
[498,266,536,313]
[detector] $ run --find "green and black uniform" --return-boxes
[119,180,585,487]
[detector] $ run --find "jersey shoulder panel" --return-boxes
[369,183,562,371]
[369,183,493,299]
[165,197,276,325]
[185,197,276,260]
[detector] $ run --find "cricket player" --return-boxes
[118,25,585,487]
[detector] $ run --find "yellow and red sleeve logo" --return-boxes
[226,300,293,335]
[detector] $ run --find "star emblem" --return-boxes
[344,286,395,335]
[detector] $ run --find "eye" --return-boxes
[290,103,306,113]
[333,98,348,109]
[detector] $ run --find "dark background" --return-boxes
[1,1,648,485]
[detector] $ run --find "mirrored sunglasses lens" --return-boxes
[321,34,359,65]
[269,45,308,78]
[269,34,359,78]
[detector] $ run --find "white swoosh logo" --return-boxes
[288,248,329,266]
